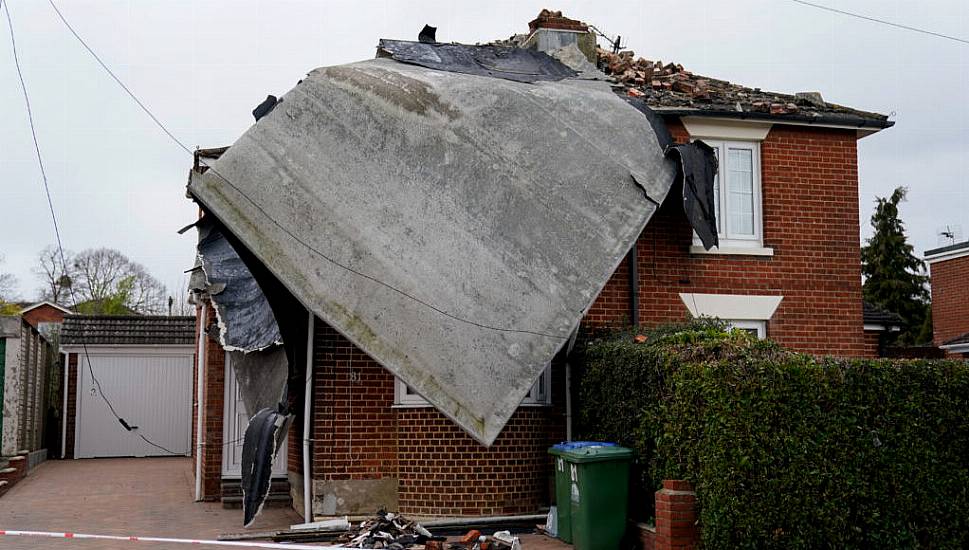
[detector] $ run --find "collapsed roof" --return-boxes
[187,53,680,446]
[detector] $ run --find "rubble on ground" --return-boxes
[341,511,437,549]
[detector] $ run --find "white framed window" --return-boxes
[694,140,764,250]
[394,363,552,408]
[726,319,767,339]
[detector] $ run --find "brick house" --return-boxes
[18,301,72,338]
[188,11,893,521]
[925,241,969,357]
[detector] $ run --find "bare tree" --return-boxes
[33,245,76,304]
[71,248,169,314]
[0,255,19,305]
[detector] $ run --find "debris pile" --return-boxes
[597,47,810,115]
[341,512,439,549]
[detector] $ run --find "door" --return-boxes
[75,349,193,458]
[222,354,287,478]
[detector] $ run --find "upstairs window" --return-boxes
[696,140,764,250]
[394,363,552,407]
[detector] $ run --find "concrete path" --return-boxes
[0,457,300,549]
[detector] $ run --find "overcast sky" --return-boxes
[1,0,967,301]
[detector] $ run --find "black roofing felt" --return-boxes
[863,301,904,327]
[61,315,195,346]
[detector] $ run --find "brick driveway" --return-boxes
[0,457,301,549]
[0,457,570,550]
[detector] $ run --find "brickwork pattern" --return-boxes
[930,255,969,349]
[191,304,227,501]
[64,353,77,459]
[21,304,66,328]
[587,122,868,357]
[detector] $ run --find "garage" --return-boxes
[60,315,196,458]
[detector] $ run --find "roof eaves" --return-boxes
[651,107,895,131]
[925,240,969,262]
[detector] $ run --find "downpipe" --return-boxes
[194,302,207,502]
[302,311,315,522]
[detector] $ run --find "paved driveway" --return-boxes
[0,457,302,549]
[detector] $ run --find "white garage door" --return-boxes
[75,348,193,458]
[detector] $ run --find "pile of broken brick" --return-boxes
[340,512,522,550]
[596,47,828,116]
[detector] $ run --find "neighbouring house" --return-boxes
[60,315,195,459]
[186,10,893,521]
[1,316,56,461]
[925,240,969,357]
[19,301,72,339]
[862,301,903,357]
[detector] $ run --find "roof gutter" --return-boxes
[651,108,894,131]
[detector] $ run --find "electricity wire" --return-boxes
[45,0,566,341]
[789,0,969,45]
[3,0,181,456]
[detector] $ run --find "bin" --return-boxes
[563,445,633,550]
[548,442,617,543]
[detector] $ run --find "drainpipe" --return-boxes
[564,328,579,442]
[60,353,68,458]
[194,302,207,502]
[302,311,315,522]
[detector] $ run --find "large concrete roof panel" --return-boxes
[189,58,675,445]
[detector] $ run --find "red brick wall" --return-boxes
[64,353,77,459]
[311,322,398,483]
[22,304,66,328]
[930,254,969,349]
[191,303,226,501]
[309,320,565,516]
[587,122,867,357]
[863,330,882,358]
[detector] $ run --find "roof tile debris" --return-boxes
[61,315,195,346]
[596,47,892,127]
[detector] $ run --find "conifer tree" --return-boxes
[861,187,930,343]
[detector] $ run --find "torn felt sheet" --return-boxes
[196,218,283,352]
[376,39,577,83]
[241,407,294,527]
[666,140,719,250]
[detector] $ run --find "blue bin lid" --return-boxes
[550,441,618,451]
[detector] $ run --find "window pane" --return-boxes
[727,148,754,236]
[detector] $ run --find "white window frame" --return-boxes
[726,319,767,339]
[393,363,552,408]
[692,139,765,251]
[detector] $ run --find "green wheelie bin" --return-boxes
[563,445,634,550]
[548,442,619,544]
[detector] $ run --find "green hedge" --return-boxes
[576,322,969,549]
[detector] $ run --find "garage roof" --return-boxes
[61,315,195,346]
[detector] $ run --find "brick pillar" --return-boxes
[654,480,699,550]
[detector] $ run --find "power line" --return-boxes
[44,0,567,341]
[789,0,969,45]
[2,0,181,456]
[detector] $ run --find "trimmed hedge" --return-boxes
[576,322,969,549]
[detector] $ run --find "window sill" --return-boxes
[690,245,774,257]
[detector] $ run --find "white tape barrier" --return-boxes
[0,529,349,549]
